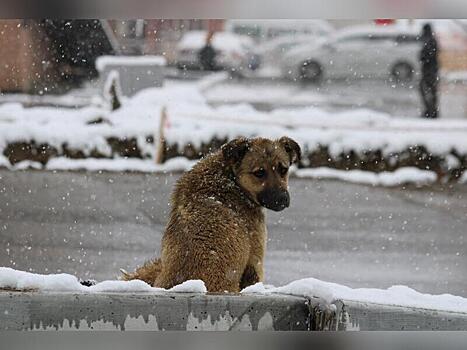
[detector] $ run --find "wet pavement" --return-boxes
[0,169,466,297]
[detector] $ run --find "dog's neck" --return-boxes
[224,166,259,211]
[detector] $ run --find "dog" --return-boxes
[122,136,301,293]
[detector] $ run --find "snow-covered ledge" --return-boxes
[1,268,467,331]
[0,268,312,331]
[2,290,467,331]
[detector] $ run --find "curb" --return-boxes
[1,291,467,331]
[0,291,313,331]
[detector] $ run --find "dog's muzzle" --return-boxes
[257,188,290,211]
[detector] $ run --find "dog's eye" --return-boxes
[253,169,266,178]
[279,165,288,176]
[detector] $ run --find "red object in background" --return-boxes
[374,19,395,25]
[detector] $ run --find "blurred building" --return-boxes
[0,20,54,94]
[0,19,223,93]
[0,20,114,94]
[106,20,225,63]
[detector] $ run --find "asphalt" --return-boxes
[0,169,466,297]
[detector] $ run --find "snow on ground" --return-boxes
[0,267,206,293]
[204,82,331,105]
[241,278,467,313]
[294,167,437,187]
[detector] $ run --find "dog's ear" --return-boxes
[222,137,251,165]
[278,136,301,165]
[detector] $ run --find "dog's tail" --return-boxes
[119,258,163,286]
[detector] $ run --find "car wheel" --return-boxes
[391,62,414,82]
[299,60,322,83]
[176,62,188,70]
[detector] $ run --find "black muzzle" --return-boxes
[257,188,290,211]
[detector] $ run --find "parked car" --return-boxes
[225,19,333,43]
[255,34,326,67]
[175,30,259,72]
[280,25,422,82]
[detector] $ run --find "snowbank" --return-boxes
[241,278,467,314]
[294,167,437,186]
[0,267,206,293]
[0,78,466,180]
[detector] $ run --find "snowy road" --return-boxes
[205,78,467,120]
[2,73,467,120]
[0,169,466,297]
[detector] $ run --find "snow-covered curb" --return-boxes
[0,157,197,174]
[45,157,196,173]
[294,167,438,187]
[1,268,466,314]
[241,278,467,314]
[1,158,445,187]
[0,267,206,293]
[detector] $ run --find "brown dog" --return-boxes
[122,136,301,293]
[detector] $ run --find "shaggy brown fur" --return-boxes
[122,136,301,293]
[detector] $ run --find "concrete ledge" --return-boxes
[334,300,467,331]
[0,291,313,331]
[2,291,467,331]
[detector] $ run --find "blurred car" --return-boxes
[175,30,259,72]
[225,19,334,42]
[256,34,326,67]
[280,25,422,83]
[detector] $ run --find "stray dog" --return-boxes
[122,136,301,293]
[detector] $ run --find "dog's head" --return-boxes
[222,136,301,211]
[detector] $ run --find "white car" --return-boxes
[256,34,326,67]
[280,25,422,82]
[175,30,258,72]
[225,19,334,42]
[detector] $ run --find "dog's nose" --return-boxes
[258,189,290,212]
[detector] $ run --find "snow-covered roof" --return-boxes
[225,19,334,34]
[257,34,325,54]
[177,30,254,53]
[95,55,167,72]
[331,24,420,41]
